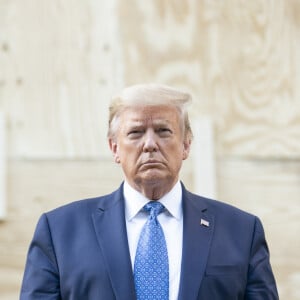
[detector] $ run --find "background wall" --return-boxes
[0,1,299,299]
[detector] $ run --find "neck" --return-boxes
[130,178,178,200]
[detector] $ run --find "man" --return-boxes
[20,84,279,299]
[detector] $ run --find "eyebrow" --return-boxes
[126,119,172,126]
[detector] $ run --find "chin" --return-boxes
[141,173,173,186]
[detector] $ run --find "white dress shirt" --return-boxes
[124,180,183,300]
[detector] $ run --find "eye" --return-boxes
[127,130,144,138]
[157,128,172,136]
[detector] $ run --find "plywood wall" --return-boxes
[0,1,299,299]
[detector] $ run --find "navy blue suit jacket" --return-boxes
[20,183,278,299]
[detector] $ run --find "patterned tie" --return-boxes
[134,201,169,300]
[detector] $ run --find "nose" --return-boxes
[143,130,158,152]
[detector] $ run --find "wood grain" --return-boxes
[0,1,299,299]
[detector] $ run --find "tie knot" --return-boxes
[144,201,165,218]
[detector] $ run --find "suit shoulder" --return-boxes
[45,189,119,220]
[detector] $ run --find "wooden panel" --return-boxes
[0,0,121,159]
[0,1,300,299]
[217,158,300,299]
[118,0,300,158]
[1,0,300,159]
[0,112,6,219]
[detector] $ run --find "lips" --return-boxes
[144,159,161,164]
[140,159,164,168]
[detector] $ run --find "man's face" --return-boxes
[109,105,191,193]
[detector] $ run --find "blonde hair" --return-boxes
[107,83,193,141]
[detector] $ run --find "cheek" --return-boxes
[170,145,187,162]
[118,144,139,161]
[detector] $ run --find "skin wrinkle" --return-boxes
[109,104,187,142]
[109,105,191,200]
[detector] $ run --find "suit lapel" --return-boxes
[178,187,214,300]
[92,185,136,300]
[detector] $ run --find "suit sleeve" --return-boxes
[20,214,61,300]
[245,217,279,300]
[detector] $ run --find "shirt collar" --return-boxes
[124,181,183,221]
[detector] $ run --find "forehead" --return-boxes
[119,105,181,125]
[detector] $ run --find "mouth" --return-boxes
[140,160,164,168]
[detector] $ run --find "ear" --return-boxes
[182,138,191,160]
[109,138,121,164]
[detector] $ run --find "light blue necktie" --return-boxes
[134,201,169,300]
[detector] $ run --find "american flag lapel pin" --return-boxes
[200,218,210,227]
